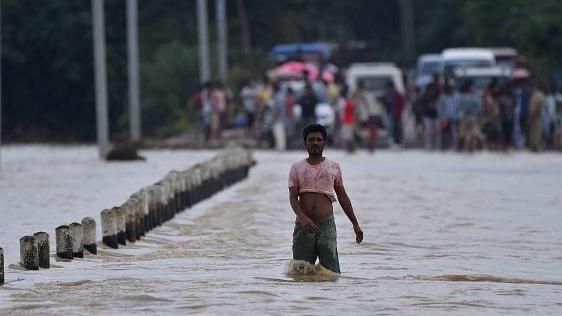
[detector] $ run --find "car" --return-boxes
[453,66,511,97]
[346,62,405,95]
[489,47,518,70]
[345,63,416,145]
[442,47,496,79]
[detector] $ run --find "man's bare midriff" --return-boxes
[299,192,334,223]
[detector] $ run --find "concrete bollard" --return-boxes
[20,236,39,270]
[82,217,97,254]
[135,202,144,240]
[113,207,127,246]
[124,200,137,243]
[155,182,168,222]
[33,232,50,268]
[164,180,174,219]
[184,171,193,208]
[192,167,202,205]
[150,186,161,227]
[56,225,73,259]
[0,247,4,285]
[203,163,213,199]
[69,222,84,258]
[140,188,152,233]
[177,173,186,211]
[166,171,182,213]
[101,209,118,249]
[191,165,202,203]
[131,193,145,238]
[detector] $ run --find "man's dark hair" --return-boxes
[302,123,327,142]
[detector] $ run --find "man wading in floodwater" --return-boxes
[288,124,363,274]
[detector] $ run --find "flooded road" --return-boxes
[1,146,562,315]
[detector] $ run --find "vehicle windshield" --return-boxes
[495,56,516,69]
[444,59,493,76]
[420,61,442,76]
[357,76,392,92]
[456,75,507,90]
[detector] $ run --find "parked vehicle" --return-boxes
[442,48,496,78]
[346,62,405,95]
[345,63,416,145]
[270,42,334,64]
[490,47,518,70]
[415,54,443,90]
[453,66,511,97]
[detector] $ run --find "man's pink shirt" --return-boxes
[288,158,343,203]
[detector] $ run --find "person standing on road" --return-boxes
[528,81,546,151]
[438,83,459,150]
[272,83,287,151]
[288,124,363,274]
[457,80,483,151]
[383,80,406,146]
[298,83,319,128]
[353,80,381,153]
[422,74,441,149]
[240,81,258,136]
[497,82,517,151]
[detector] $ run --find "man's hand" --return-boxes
[353,225,363,244]
[298,215,318,233]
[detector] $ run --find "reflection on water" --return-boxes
[2,149,562,315]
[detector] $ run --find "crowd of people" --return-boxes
[191,71,562,153]
[413,74,562,152]
[231,73,409,153]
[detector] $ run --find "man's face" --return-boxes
[304,132,325,156]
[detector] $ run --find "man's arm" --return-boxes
[334,185,363,244]
[289,187,318,233]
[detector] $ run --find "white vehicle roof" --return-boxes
[442,48,495,62]
[489,47,517,57]
[454,66,511,77]
[346,63,404,93]
[418,54,442,63]
[416,54,443,81]
[347,63,401,76]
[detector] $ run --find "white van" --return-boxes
[345,63,416,145]
[346,63,405,95]
[453,66,511,97]
[489,47,518,70]
[442,48,496,78]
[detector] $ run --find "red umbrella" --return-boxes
[267,61,319,80]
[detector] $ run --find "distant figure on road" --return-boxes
[422,74,441,150]
[353,80,380,153]
[288,124,363,274]
[298,83,319,129]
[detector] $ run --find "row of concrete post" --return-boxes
[15,217,97,272]
[55,217,97,260]
[101,146,254,248]
[1,147,253,284]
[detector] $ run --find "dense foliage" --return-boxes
[2,0,561,142]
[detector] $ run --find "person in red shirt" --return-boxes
[339,87,356,153]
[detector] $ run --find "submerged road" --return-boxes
[1,146,561,315]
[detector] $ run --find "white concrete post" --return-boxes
[82,217,97,254]
[56,225,73,259]
[101,209,118,249]
[69,222,84,258]
[33,232,50,268]
[20,236,39,270]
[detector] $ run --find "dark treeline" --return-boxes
[2,0,561,142]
